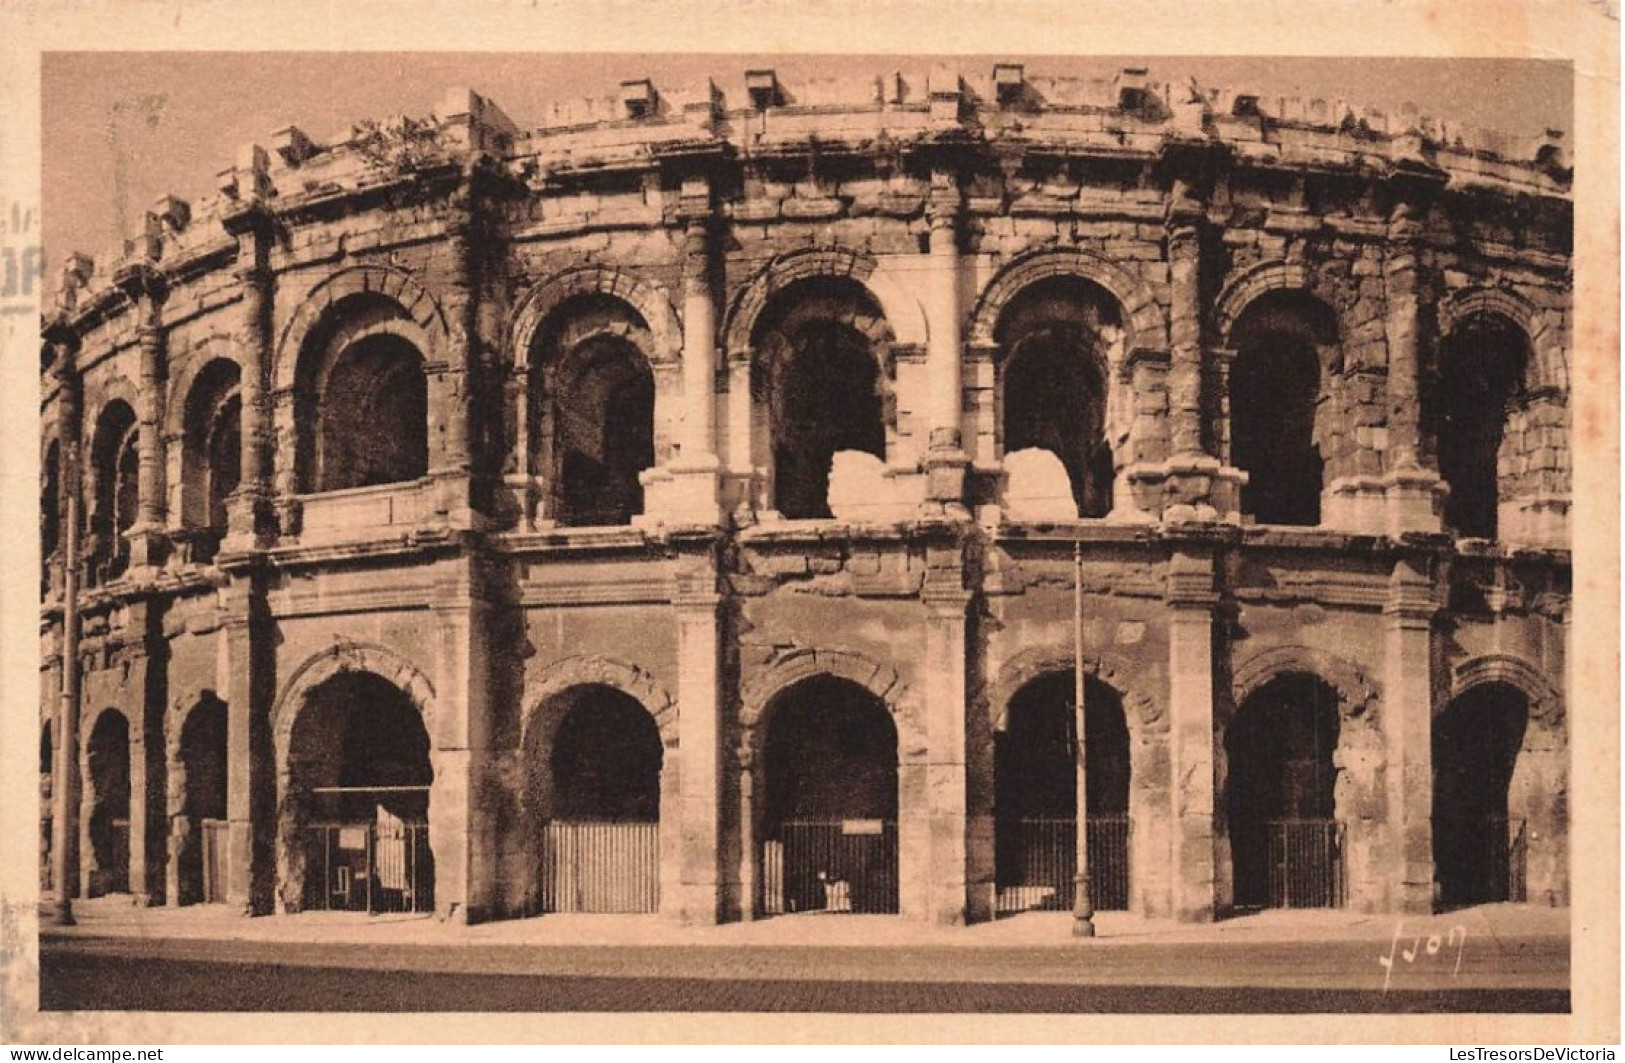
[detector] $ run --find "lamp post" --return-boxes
[52,430,80,926]
[1071,539,1095,937]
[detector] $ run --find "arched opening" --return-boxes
[314,334,428,491]
[176,695,228,904]
[994,672,1131,913]
[285,672,434,913]
[1230,292,1335,527]
[181,360,241,562]
[525,685,663,913]
[40,721,54,894]
[86,710,131,896]
[41,440,60,595]
[753,279,889,520]
[1431,314,1530,540]
[1226,674,1343,909]
[1433,683,1530,908]
[554,338,654,527]
[760,676,899,914]
[89,401,138,584]
[997,277,1118,517]
[529,294,660,527]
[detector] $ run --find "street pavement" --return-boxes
[34,897,1571,1013]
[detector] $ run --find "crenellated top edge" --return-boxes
[41,66,1571,338]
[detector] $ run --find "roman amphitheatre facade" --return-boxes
[39,64,1571,926]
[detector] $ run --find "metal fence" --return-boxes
[1437,815,1528,905]
[761,818,899,915]
[1508,819,1528,904]
[1266,818,1346,909]
[297,821,433,914]
[106,818,130,895]
[201,818,229,904]
[539,820,660,913]
[994,816,1131,914]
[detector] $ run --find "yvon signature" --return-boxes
[1379,919,1467,992]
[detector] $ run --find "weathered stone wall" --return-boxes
[40,67,1572,925]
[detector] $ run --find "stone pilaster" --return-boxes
[427,555,498,922]
[221,565,274,914]
[735,752,757,921]
[1167,213,1204,460]
[674,558,723,923]
[1204,346,1246,519]
[1381,199,1447,536]
[115,266,169,570]
[1162,185,1225,522]
[1383,552,1437,913]
[723,351,757,519]
[1166,543,1222,920]
[922,171,968,511]
[643,180,724,525]
[427,171,481,530]
[223,205,275,551]
[923,582,972,925]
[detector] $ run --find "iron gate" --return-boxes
[762,818,898,914]
[1437,815,1528,905]
[539,820,660,913]
[1508,819,1528,904]
[200,818,229,903]
[106,818,130,894]
[298,821,433,914]
[1266,818,1345,908]
[995,816,1130,913]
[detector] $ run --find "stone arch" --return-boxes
[40,436,62,586]
[171,355,242,541]
[167,690,228,905]
[1438,653,1567,906]
[511,266,681,370]
[1438,286,1564,394]
[1231,644,1379,724]
[987,646,1164,734]
[966,246,1168,356]
[740,647,919,760]
[1449,653,1564,731]
[87,396,140,582]
[522,654,678,750]
[273,264,450,394]
[722,246,926,357]
[271,641,438,780]
[165,688,225,760]
[163,336,243,440]
[1212,260,1318,346]
[81,702,133,754]
[87,374,142,430]
[81,703,134,897]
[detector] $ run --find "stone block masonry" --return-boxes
[39,65,1570,929]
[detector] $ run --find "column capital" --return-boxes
[1163,544,1219,608]
[676,174,715,222]
[1383,553,1440,622]
[673,591,722,614]
[926,170,962,230]
[221,199,274,239]
[233,257,273,289]
[1164,174,1207,229]
[921,586,973,616]
[114,262,168,315]
[43,316,82,358]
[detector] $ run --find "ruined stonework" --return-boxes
[40,66,1571,926]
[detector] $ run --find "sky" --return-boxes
[41,53,1572,268]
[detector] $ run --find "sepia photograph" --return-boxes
[1,0,1618,1048]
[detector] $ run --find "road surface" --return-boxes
[39,935,1569,1013]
